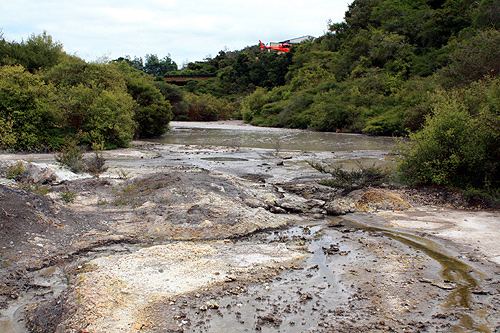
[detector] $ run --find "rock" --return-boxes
[244,198,268,209]
[275,195,325,214]
[270,206,287,214]
[5,160,91,185]
[325,200,353,215]
[25,163,57,184]
[355,188,411,212]
[432,281,456,290]
[205,299,219,309]
[299,292,313,301]
[322,244,340,255]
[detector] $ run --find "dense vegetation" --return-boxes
[0,32,175,150]
[170,0,500,196]
[1,0,499,195]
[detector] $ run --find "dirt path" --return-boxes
[1,144,499,332]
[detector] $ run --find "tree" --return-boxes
[44,58,137,148]
[143,54,178,76]
[438,29,500,87]
[112,61,172,137]
[0,65,59,150]
[5,31,65,72]
[398,78,500,191]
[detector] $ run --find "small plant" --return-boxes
[6,161,26,180]
[56,139,85,173]
[61,190,77,203]
[309,161,389,192]
[97,195,108,206]
[85,142,108,175]
[20,183,51,195]
[115,168,129,179]
[112,184,140,206]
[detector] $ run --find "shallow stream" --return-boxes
[149,121,396,152]
[1,121,497,332]
[134,121,398,183]
[1,219,494,332]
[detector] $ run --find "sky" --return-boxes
[0,0,351,67]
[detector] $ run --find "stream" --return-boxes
[1,121,498,332]
[2,219,492,332]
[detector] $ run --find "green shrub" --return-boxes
[85,142,107,175]
[5,161,26,180]
[21,183,51,195]
[60,190,77,203]
[309,161,389,192]
[55,139,85,173]
[0,65,59,151]
[45,59,136,148]
[0,118,16,149]
[398,78,500,193]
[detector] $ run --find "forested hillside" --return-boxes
[177,0,499,135]
[178,0,500,194]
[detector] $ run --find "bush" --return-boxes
[398,78,500,193]
[0,65,59,150]
[181,92,237,121]
[60,190,77,203]
[115,63,172,138]
[309,161,389,192]
[46,59,136,148]
[55,138,85,173]
[85,142,108,175]
[5,161,26,180]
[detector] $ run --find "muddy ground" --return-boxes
[0,143,500,332]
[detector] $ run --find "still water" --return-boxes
[149,121,397,152]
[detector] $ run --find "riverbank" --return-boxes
[1,142,500,332]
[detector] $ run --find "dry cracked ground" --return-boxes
[0,144,500,333]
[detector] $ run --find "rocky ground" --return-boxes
[0,143,499,332]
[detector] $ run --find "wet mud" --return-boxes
[1,122,500,332]
[139,220,500,333]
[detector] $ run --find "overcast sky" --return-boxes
[1,0,351,67]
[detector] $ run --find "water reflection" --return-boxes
[149,121,396,152]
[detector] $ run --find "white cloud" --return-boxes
[0,0,352,66]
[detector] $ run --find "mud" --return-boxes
[0,140,500,332]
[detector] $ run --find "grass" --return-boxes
[19,182,51,195]
[60,190,77,203]
[112,181,153,207]
[55,139,85,173]
[6,161,26,180]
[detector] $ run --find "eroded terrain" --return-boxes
[1,142,500,332]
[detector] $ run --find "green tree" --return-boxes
[143,54,178,76]
[0,65,59,150]
[112,61,172,137]
[3,31,65,72]
[153,79,189,120]
[438,29,500,87]
[44,58,136,148]
[398,77,500,191]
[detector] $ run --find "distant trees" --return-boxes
[143,54,178,76]
[112,61,172,138]
[2,0,499,195]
